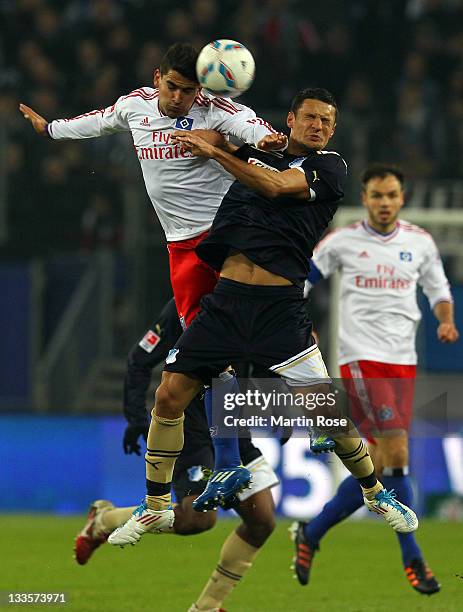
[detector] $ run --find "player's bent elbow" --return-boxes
[267,176,306,199]
[263,182,282,199]
[127,343,150,368]
[265,188,279,199]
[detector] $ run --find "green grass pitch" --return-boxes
[1,516,461,611]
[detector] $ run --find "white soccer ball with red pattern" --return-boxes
[196,39,255,98]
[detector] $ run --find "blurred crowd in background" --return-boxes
[1,0,463,257]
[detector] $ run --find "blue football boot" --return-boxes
[310,434,336,454]
[192,466,252,512]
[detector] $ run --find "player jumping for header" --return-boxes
[109,88,419,547]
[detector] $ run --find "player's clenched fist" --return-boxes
[19,103,49,136]
[437,322,459,343]
[256,132,288,151]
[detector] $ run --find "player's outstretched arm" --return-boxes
[434,301,459,343]
[21,95,131,140]
[19,103,49,136]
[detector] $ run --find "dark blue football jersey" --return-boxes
[196,144,347,286]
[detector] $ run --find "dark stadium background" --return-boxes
[0,0,462,521]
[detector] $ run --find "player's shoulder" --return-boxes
[194,90,251,115]
[398,220,434,243]
[315,223,359,251]
[118,87,158,109]
[304,149,348,173]
[344,220,364,233]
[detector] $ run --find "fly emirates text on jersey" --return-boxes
[355,264,411,290]
[134,130,194,160]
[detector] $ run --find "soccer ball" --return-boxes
[196,39,255,98]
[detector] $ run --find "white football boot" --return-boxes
[108,500,175,546]
[364,488,418,533]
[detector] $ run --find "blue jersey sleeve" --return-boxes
[307,259,323,284]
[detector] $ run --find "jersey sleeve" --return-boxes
[206,97,277,146]
[47,95,131,140]
[292,152,347,202]
[311,231,342,278]
[417,236,453,308]
[123,299,182,426]
[304,259,324,295]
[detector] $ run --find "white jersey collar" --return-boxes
[362,220,400,242]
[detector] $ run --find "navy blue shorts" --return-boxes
[164,278,313,385]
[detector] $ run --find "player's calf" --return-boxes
[234,489,276,548]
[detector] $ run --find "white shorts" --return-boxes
[238,455,279,501]
[269,343,331,387]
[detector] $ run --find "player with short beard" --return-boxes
[293,163,459,595]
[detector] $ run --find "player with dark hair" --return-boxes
[20,41,285,612]
[290,87,339,118]
[159,42,199,83]
[292,163,458,595]
[74,297,279,611]
[19,42,280,330]
[19,38,285,503]
[110,90,418,558]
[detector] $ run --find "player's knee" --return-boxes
[255,515,276,544]
[382,440,408,468]
[238,513,276,548]
[153,383,183,419]
[388,447,408,467]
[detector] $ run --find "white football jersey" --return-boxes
[48,88,277,241]
[312,220,453,365]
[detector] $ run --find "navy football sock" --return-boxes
[204,373,241,469]
[382,471,422,566]
[304,476,364,546]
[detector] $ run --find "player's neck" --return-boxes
[367,219,399,235]
[287,138,313,156]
